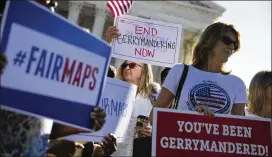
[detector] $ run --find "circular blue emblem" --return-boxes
[188,83,231,114]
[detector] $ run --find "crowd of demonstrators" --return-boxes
[0,0,271,157]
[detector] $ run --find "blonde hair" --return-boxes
[117,61,153,98]
[248,70,272,115]
[191,22,240,75]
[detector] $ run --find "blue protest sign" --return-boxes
[0,1,111,131]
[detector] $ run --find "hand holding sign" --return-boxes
[195,105,215,118]
[106,26,119,44]
[100,133,118,157]
[91,107,107,131]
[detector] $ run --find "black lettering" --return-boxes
[127,35,133,44]
[132,36,137,45]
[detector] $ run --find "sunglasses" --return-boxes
[121,62,142,69]
[221,35,238,51]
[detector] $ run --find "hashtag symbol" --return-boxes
[13,51,27,67]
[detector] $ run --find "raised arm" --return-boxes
[149,64,185,125]
[231,103,246,116]
[231,78,248,116]
[149,88,175,125]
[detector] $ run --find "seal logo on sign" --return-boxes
[187,82,231,114]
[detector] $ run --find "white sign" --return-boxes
[0,1,111,131]
[65,78,137,143]
[111,15,182,67]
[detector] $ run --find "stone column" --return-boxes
[184,39,195,64]
[178,30,185,63]
[92,5,108,38]
[67,1,83,24]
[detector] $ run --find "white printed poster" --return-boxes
[65,78,137,142]
[111,15,182,67]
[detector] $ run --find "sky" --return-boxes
[214,1,271,88]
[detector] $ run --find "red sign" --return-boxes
[152,108,272,157]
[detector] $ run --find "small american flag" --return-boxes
[106,0,134,17]
[195,87,227,111]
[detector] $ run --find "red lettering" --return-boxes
[80,64,92,88]
[89,67,98,90]
[61,58,76,84]
[135,26,143,34]
[135,48,141,56]
[142,49,148,57]
[134,48,155,58]
[135,26,157,35]
[149,49,155,58]
[151,28,157,36]
[72,62,83,86]
[143,27,150,35]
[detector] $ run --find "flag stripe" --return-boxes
[113,0,123,16]
[117,1,125,15]
[106,2,116,18]
[122,0,128,13]
[106,0,134,17]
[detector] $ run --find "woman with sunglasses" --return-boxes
[105,26,160,156]
[149,22,247,124]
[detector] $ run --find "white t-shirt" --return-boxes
[163,64,247,114]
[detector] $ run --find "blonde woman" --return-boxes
[247,70,271,118]
[106,26,161,156]
[247,70,272,144]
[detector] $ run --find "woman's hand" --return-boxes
[195,105,215,118]
[105,26,119,43]
[99,133,117,157]
[142,125,152,137]
[0,53,7,76]
[91,107,106,131]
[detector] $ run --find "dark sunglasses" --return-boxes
[121,62,141,69]
[221,35,238,50]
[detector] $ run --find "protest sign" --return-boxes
[111,15,182,67]
[152,108,272,157]
[65,78,137,143]
[0,1,111,131]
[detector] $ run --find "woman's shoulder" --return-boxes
[165,63,186,75]
[226,74,246,87]
[172,63,186,69]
